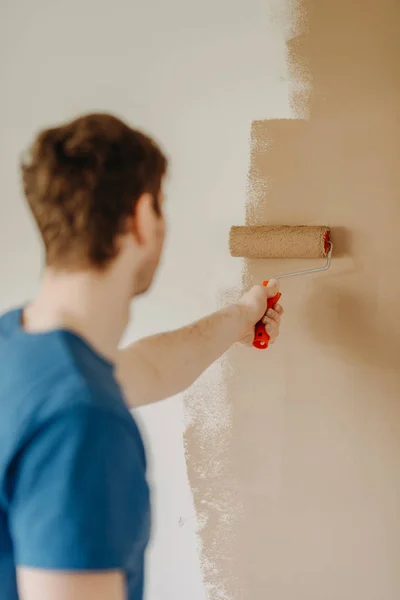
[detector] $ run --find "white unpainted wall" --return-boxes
[0,1,291,597]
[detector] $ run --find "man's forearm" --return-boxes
[117,304,249,407]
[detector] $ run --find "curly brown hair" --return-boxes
[21,113,168,270]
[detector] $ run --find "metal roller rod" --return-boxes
[275,242,333,280]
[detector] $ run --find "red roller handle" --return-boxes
[253,280,282,350]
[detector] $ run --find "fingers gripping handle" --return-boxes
[253,280,282,350]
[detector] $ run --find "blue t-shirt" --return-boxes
[0,308,150,600]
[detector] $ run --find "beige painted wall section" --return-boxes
[185,1,400,598]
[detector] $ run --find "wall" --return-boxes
[0,1,291,598]
[185,1,400,599]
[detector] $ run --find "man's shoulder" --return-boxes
[0,307,22,338]
[0,321,130,439]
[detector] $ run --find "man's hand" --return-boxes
[238,279,284,345]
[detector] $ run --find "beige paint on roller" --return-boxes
[185,0,400,598]
[229,226,330,258]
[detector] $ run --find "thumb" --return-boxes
[264,278,279,298]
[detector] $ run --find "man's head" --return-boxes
[21,113,168,295]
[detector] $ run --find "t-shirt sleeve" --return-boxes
[9,401,150,571]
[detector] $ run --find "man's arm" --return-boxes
[117,282,283,407]
[17,570,124,600]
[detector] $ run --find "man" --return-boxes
[0,114,283,600]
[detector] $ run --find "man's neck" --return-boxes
[23,266,133,364]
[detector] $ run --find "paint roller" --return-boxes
[229,225,333,349]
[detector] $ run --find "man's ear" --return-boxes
[130,193,156,246]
